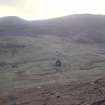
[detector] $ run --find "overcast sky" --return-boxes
[0,0,105,20]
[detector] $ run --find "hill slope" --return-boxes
[1,15,105,105]
[0,14,105,44]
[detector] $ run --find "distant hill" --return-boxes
[0,14,105,44]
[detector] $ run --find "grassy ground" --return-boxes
[0,35,105,89]
[1,35,105,104]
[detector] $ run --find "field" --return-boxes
[0,35,105,105]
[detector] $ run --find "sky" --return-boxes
[0,0,105,20]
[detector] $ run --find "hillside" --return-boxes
[0,14,105,44]
[1,14,105,105]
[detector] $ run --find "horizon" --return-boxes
[0,13,105,21]
[0,0,105,20]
